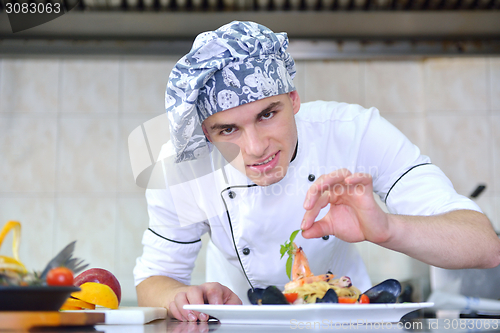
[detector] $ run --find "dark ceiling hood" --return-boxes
[1,0,500,57]
[2,11,500,40]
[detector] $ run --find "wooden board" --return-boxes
[0,311,105,330]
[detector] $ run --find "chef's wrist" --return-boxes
[368,212,399,246]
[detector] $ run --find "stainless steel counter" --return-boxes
[5,317,500,332]
[47,318,500,333]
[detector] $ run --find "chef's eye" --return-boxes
[261,112,275,120]
[220,127,236,135]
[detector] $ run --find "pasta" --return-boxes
[285,278,362,304]
[280,237,366,304]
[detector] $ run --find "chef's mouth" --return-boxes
[249,153,278,167]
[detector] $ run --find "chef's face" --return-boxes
[202,91,301,186]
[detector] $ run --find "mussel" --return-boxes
[247,288,265,305]
[362,279,401,303]
[315,288,338,303]
[248,286,289,305]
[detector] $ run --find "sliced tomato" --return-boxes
[46,267,74,286]
[284,292,298,304]
[338,296,357,304]
[358,294,370,304]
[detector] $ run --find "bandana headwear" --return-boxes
[165,21,297,163]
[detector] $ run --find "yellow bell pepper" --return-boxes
[0,221,27,274]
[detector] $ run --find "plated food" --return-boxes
[248,230,401,305]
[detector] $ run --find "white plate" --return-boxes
[184,302,434,325]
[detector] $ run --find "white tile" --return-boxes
[303,60,362,105]
[0,59,59,114]
[119,115,160,193]
[383,114,426,155]
[56,117,118,192]
[0,196,55,272]
[492,115,500,195]
[424,58,488,113]
[293,61,306,102]
[365,61,423,114]
[60,59,119,114]
[116,196,149,279]
[426,115,491,194]
[492,196,500,232]
[491,58,500,111]
[122,59,175,114]
[473,194,498,231]
[0,115,57,192]
[119,278,138,305]
[0,59,2,107]
[54,196,117,272]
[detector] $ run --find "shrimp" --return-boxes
[284,243,334,291]
[291,244,313,280]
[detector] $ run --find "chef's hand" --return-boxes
[172,321,211,333]
[301,168,390,244]
[168,282,242,322]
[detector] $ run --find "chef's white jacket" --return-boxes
[133,100,481,304]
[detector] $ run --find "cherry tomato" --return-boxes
[338,296,357,304]
[46,267,74,286]
[284,292,298,304]
[358,294,370,304]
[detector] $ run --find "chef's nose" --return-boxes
[242,126,268,158]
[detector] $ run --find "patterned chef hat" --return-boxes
[165,21,296,163]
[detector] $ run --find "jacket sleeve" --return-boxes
[133,182,210,286]
[356,107,481,216]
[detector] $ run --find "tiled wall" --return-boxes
[0,56,499,304]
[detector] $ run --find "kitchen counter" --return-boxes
[8,318,500,333]
[160,319,500,333]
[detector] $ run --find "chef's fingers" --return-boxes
[171,321,188,333]
[301,219,333,239]
[168,299,185,321]
[304,168,352,210]
[201,282,227,306]
[301,191,330,231]
[185,286,210,321]
[180,321,209,333]
[221,285,243,305]
[173,290,200,322]
[345,172,373,189]
[200,283,242,307]
[172,321,209,333]
[188,322,209,333]
[343,173,374,206]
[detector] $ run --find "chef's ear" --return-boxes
[289,90,301,115]
[202,123,213,143]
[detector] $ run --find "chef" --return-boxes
[133,21,500,321]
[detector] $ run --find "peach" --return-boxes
[71,282,119,310]
[60,304,83,311]
[74,268,121,304]
[61,297,96,310]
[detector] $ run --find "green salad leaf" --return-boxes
[280,229,300,280]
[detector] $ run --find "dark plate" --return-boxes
[0,286,81,311]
